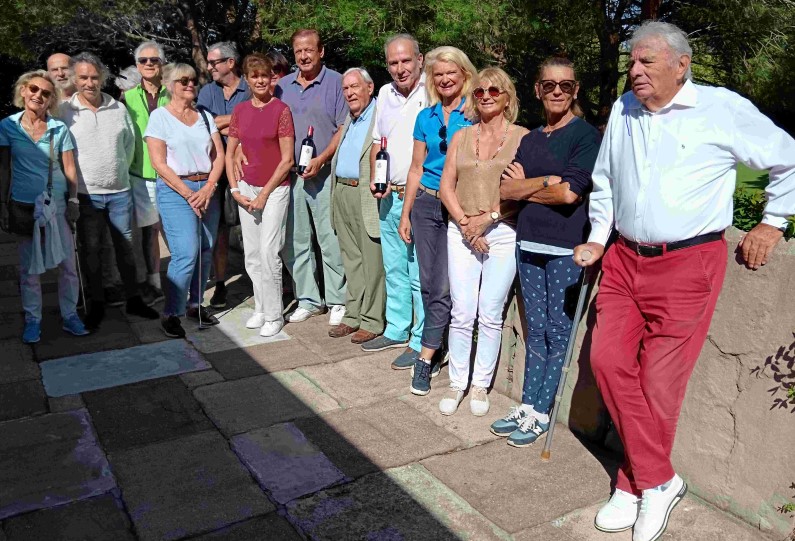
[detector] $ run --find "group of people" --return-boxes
[2,20,794,541]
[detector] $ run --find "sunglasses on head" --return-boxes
[539,80,577,94]
[27,84,52,100]
[137,56,162,65]
[176,77,198,87]
[473,86,504,100]
[438,125,448,154]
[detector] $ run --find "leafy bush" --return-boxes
[733,187,795,240]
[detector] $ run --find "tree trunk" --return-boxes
[641,0,662,20]
[173,0,208,83]
[595,0,624,127]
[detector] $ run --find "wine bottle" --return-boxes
[297,125,315,175]
[374,137,389,195]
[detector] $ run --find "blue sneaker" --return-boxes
[62,314,90,336]
[392,347,419,370]
[362,335,408,352]
[507,417,550,447]
[411,358,442,378]
[490,406,529,437]
[22,320,41,344]
[410,358,432,396]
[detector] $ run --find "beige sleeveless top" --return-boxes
[455,124,526,217]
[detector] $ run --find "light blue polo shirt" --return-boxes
[0,112,73,203]
[335,99,376,179]
[412,99,471,190]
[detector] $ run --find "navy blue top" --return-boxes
[197,77,251,143]
[514,116,601,249]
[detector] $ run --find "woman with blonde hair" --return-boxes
[398,46,477,396]
[438,67,528,416]
[0,70,88,343]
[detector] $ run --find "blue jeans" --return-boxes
[380,191,424,351]
[410,189,449,350]
[157,179,221,317]
[518,248,582,414]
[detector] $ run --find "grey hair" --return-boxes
[342,67,373,85]
[70,52,110,86]
[134,41,166,63]
[629,21,693,80]
[384,33,421,58]
[207,41,240,64]
[114,65,141,91]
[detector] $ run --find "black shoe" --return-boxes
[84,301,105,331]
[161,316,186,338]
[209,282,227,308]
[126,296,159,319]
[186,305,220,327]
[104,285,125,307]
[142,282,165,304]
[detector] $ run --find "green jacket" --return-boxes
[124,84,169,179]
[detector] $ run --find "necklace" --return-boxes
[168,103,193,122]
[251,96,273,110]
[475,120,509,167]
[20,116,45,141]
[543,113,574,138]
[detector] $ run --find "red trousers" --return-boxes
[590,236,727,494]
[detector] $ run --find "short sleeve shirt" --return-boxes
[412,99,471,190]
[197,78,250,144]
[228,99,294,187]
[0,112,73,203]
[144,108,218,176]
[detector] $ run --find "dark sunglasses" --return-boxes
[176,77,198,86]
[137,56,162,65]
[473,86,504,99]
[27,84,52,100]
[539,80,577,94]
[207,57,230,68]
[438,125,448,154]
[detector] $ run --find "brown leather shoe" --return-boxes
[351,329,378,344]
[329,323,357,338]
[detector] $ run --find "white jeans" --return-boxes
[238,181,290,321]
[447,221,517,389]
[18,207,79,322]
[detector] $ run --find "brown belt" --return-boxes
[336,177,359,187]
[181,173,210,182]
[418,184,440,199]
[390,185,406,199]
[619,231,724,257]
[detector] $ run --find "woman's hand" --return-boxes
[398,214,412,244]
[232,190,252,211]
[249,191,269,213]
[461,212,491,243]
[233,147,248,182]
[472,236,490,254]
[187,184,214,214]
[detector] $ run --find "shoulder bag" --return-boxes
[198,109,239,226]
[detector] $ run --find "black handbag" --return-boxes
[198,109,239,226]
[6,135,54,237]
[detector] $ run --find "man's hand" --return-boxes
[371,180,391,199]
[233,148,248,182]
[300,157,324,180]
[66,200,80,224]
[738,223,784,270]
[573,242,605,267]
[398,214,412,244]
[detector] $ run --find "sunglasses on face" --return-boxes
[27,84,52,100]
[176,77,198,87]
[539,80,577,94]
[207,57,230,68]
[438,125,448,154]
[137,57,162,66]
[473,86,505,100]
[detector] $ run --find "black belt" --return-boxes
[180,173,210,182]
[619,231,724,257]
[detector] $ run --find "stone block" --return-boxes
[0,340,38,385]
[287,315,377,363]
[0,380,47,422]
[194,371,340,436]
[129,319,172,345]
[286,464,511,540]
[185,304,290,355]
[109,431,273,541]
[231,423,345,504]
[0,311,23,341]
[190,513,302,540]
[33,307,137,361]
[0,409,116,520]
[180,369,225,388]
[204,338,323,379]
[512,522,576,541]
[294,398,462,480]
[83,376,214,452]
[48,394,85,413]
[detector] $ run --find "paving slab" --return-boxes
[512,522,576,541]
[421,427,616,534]
[40,340,210,397]
[0,380,48,422]
[33,307,138,361]
[204,338,322,379]
[286,463,511,540]
[231,422,345,504]
[2,494,134,541]
[0,340,39,384]
[286,316,376,363]
[294,398,462,480]
[128,318,172,345]
[48,394,86,413]
[0,311,23,341]
[109,431,273,541]
[0,409,116,520]
[190,513,302,540]
[185,304,290,355]
[194,371,340,436]
[180,369,225,388]
[83,376,214,452]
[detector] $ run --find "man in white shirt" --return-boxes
[573,21,795,541]
[358,34,428,370]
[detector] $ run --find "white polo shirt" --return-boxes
[371,75,428,185]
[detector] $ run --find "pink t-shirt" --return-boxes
[228,98,294,187]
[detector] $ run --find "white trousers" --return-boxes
[238,182,290,321]
[447,221,517,390]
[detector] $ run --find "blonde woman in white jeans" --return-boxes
[225,53,295,337]
[438,67,528,416]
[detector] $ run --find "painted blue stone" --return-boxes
[40,341,211,397]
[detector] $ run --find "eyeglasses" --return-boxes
[27,84,52,100]
[207,57,230,68]
[137,57,162,66]
[438,125,448,154]
[176,77,198,87]
[539,80,577,94]
[473,86,505,100]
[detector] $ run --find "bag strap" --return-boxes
[198,109,212,136]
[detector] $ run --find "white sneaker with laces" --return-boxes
[288,307,320,323]
[439,386,465,415]
[594,488,640,532]
[260,318,284,338]
[328,305,346,326]
[632,475,687,541]
[469,386,490,416]
[246,312,268,329]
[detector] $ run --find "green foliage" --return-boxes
[733,186,795,239]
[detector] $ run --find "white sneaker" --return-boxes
[469,386,490,416]
[439,386,465,415]
[287,307,321,323]
[633,475,687,541]
[594,488,640,532]
[328,305,346,326]
[260,318,284,337]
[246,312,268,329]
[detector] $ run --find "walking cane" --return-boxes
[72,223,87,314]
[540,250,595,461]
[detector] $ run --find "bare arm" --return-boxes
[438,131,464,223]
[500,163,579,205]
[398,140,428,243]
[249,136,295,212]
[147,137,193,200]
[61,150,78,198]
[214,114,232,132]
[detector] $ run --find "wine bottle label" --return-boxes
[298,144,313,167]
[375,160,388,183]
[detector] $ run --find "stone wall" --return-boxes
[492,228,795,540]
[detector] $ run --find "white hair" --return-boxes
[207,41,240,64]
[115,65,141,91]
[134,41,166,63]
[384,34,421,58]
[342,67,373,85]
[629,21,693,80]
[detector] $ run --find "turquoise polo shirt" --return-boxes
[412,99,471,190]
[335,99,376,179]
[0,112,73,203]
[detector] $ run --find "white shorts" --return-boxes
[130,174,160,227]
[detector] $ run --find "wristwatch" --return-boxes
[229,187,241,194]
[490,211,499,223]
[68,197,79,204]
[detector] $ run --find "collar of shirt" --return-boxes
[286,65,329,89]
[388,73,427,101]
[11,111,59,136]
[428,96,466,121]
[66,92,116,111]
[213,76,249,99]
[627,79,699,114]
[350,98,376,125]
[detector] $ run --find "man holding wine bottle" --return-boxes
[328,68,385,343]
